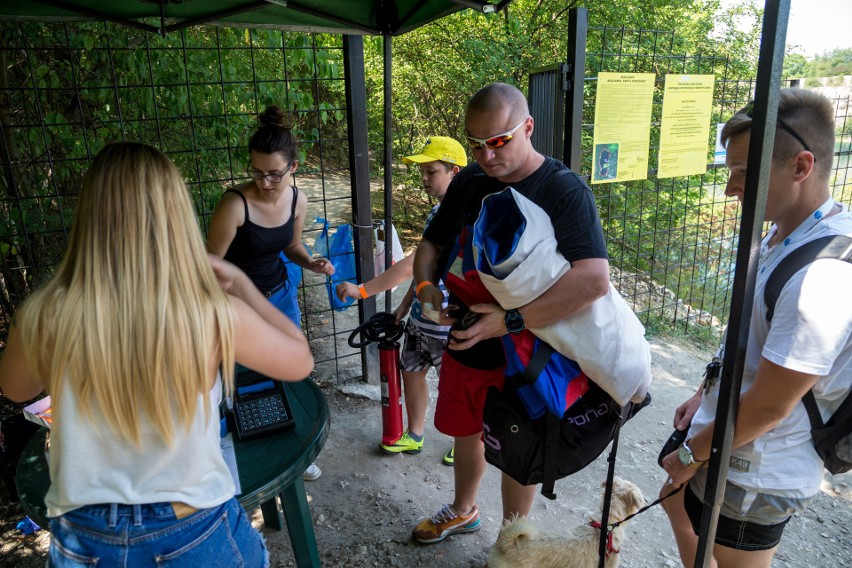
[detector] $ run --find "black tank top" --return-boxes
[223,186,298,293]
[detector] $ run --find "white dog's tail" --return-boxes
[498,516,541,546]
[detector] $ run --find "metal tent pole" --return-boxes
[692,1,790,566]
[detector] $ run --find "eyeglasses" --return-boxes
[246,159,294,183]
[465,116,529,150]
[742,101,815,161]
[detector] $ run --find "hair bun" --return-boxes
[258,105,291,129]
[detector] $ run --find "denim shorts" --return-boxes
[268,279,301,329]
[48,497,268,568]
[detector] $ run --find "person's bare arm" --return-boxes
[662,358,820,485]
[673,389,703,431]
[449,257,610,349]
[0,325,44,402]
[412,239,449,323]
[337,254,414,301]
[283,191,334,275]
[230,296,313,380]
[392,285,416,324]
[206,191,243,257]
[209,255,313,380]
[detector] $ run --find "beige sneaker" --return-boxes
[412,504,480,544]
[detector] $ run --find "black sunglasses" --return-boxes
[742,100,815,161]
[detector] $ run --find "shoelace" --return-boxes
[431,504,459,524]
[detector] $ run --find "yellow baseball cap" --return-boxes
[402,136,468,167]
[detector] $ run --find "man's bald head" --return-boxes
[466,82,530,123]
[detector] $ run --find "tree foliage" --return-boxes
[368,0,761,243]
[0,22,347,315]
[0,0,784,334]
[792,48,852,79]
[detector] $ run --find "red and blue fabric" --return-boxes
[502,331,589,419]
[441,225,498,308]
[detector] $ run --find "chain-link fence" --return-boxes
[3,19,851,380]
[532,23,851,340]
[0,21,363,381]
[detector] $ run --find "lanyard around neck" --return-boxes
[759,197,836,274]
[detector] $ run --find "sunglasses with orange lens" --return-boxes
[465,116,529,150]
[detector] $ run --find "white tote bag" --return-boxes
[472,186,651,406]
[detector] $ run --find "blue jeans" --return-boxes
[268,278,301,329]
[48,498,268,568]
[235,278,301,376]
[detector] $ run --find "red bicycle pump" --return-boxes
[378,342,403,446]
[349,312,405,446]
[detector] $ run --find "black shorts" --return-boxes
[684,483,791,551]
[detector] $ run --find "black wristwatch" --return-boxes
[504,309,525,335]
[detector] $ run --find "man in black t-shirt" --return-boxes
[411,83,610,544]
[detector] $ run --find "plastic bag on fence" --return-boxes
[373,220,404,278]
[313,217,356,311]
[279,252,303,288]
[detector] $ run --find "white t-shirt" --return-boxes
[690,206,852,497]
[45,377,235,517]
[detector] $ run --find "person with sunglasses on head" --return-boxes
[0,142,314,567]
[411,82,612,543]
[207,105,333,482]
[336,136,466,464]
[659,89,852,568]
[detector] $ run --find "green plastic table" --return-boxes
[15,379,330,568]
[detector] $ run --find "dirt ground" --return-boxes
[1,331,850,568]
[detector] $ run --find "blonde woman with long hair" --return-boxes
[0,142,312,567]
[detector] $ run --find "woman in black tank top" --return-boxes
[206,105,331,483]
[207,106,334,314]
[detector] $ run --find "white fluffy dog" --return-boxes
[487,477,645,568]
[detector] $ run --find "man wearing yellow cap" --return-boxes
[337,136,467,460]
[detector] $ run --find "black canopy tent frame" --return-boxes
[4,4,797,557]
[10,0,512,36]
[1,0,512,382]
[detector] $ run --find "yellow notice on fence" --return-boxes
[592,72,655,184]
[658,74,715,178]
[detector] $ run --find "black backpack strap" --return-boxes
[520,343,560,499]
[801,390,825,429]
[521,342,554,385]
[541,411,561,500]
[763,234,852,431]
[597,426,622,568]
[764,235,852,322]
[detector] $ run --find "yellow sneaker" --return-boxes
[442,446,454,466]
[412,504,480,544]
[380,431,424,454]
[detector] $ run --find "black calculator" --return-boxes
[232,370,296,441]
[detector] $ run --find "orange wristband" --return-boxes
[415,280,434,296]
[357,283,369,299]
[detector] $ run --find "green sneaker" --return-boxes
[380,431,424,454]
[442,446,454,466]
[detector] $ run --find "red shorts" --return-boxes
[434,352,505,437]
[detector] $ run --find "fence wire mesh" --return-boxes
[578,25,851,339]
[2,20,851,377]
[0,21,362,382]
